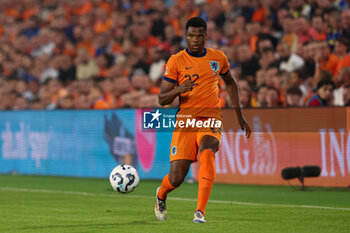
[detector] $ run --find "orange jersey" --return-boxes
[163,48,230,118]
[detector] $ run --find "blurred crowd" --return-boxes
[0,0,350,110]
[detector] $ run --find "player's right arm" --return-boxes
[159,79,196,106]
[159,55,196,106]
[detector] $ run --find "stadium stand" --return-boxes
[0,0,349,110]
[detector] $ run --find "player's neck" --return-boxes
[186,48,207,57]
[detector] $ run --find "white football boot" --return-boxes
[193,210,206,223]
[154,187,167,221]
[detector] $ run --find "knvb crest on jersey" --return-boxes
[210,61,219,72]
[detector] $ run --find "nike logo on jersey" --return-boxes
[185,67,193,70]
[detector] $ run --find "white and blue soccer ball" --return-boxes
[109,164,140,193]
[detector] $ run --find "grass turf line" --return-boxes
[0,174,349,233]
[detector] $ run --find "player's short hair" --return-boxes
[185,17,207,32]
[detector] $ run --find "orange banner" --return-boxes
[194,107,350,187]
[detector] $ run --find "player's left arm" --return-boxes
[221,70,251,138]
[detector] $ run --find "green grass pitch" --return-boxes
[0,175,349,233]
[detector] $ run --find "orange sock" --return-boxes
[158,174,175,200]
[196,149,216,216]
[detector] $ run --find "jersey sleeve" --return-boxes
[163,55,178,84]
[220,53,230,76]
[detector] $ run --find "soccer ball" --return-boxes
[109,164,140,193]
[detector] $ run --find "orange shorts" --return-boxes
[169,117,222,162]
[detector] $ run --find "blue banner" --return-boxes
[0,109,177,179]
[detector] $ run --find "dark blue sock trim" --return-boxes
[195,209,204,215]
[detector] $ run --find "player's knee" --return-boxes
[169,175,184,187]
[200,147,218,154]
[199,136,219,154]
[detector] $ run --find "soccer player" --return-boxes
[155,17,251,223]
